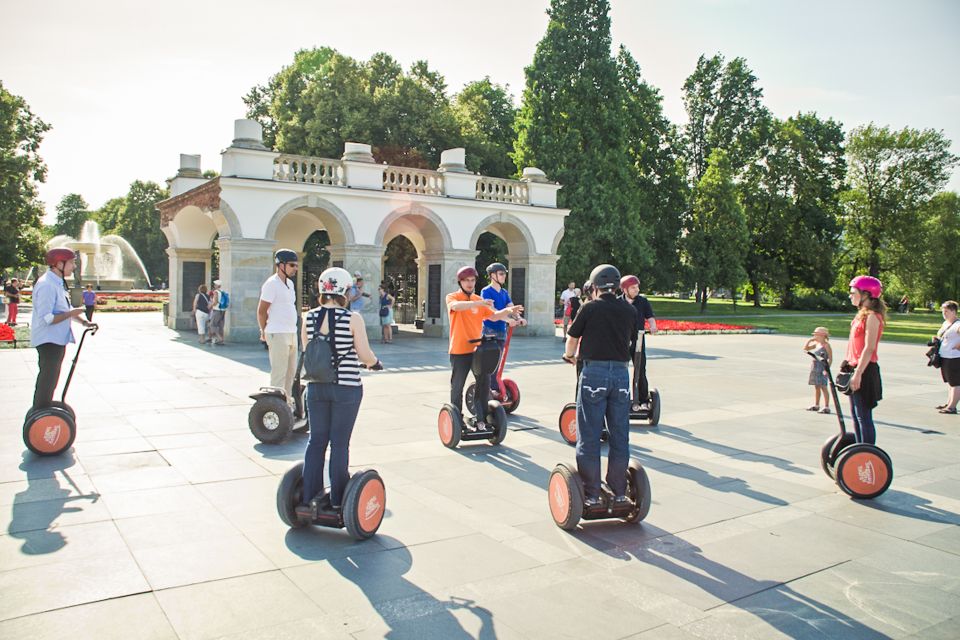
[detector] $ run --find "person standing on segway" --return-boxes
[619,275,658,412]
[296,268,382,519]
[30,248,96,410]
[562,264,635,508]
[480,262,526,396]
[447,266,522,427]
[845,275,886,443]
[258,249,300,405]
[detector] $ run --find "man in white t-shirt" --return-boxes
[348,271,369,313]
[258,249,299,400]
[559,281,577,339]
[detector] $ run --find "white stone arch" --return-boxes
[551,226,565,255]
[469,212,538,257]
[264,195,356,246]
[374,203,452,251]
[164,205,220,249]
[214,198,243,239]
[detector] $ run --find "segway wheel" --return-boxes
[464,383,476,416]
[625,460,652,523]
[343,469,386,540]
[548,463,583,530]
[277,462,308,528]
[487,401,508,445]
[558,403,578,446]
[648,389,661,426]
[438,404,462,449]
[502,379,521,414]
[835,444,893,500]
[249,396,293,444]
[23,409,76,456]
[820,433,857,479]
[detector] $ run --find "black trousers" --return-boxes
[630,334,649,403]
[34,343,66,409]
[84,305,95,321]
[450,353,474,414]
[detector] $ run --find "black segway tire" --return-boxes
[277,462,308,528]
[548,463,584,530]
[835,444,893,500]
[487,401,508,445]
[648,389,661,426]
[343,469,386,540]
[249,396,293,444]
[23,408,77,456]
[438,404,462,449]
[464,383,476,416]
[502,379,520,414]
[820,433,857,479]
[625,460,652,523]
[558,403,578,446]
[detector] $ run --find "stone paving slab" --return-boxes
[1,313,959,639]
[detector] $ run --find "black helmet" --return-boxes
[274,249,298,265]
[486,262,507,275]
[589,264,620,291]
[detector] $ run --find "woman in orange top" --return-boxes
[446,266,522,422]
[845,275,885,444]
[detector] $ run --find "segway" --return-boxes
[249,352,308,444]
[438,336,508,448]
[628,337,660,426]
[548,459,651,530]
[277,462,386,540]
[465,326,520,414]
[811,351,893,499]
[23,324,98,456]
[558,354,609,447]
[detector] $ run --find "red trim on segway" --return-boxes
[838,448,891,498]
[548,471,571,524]
[27,413,74,455]
[558,404,577,445]
[357,478,386,534]
[438,409,454,445]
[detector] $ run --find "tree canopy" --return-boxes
[53,193,89,239]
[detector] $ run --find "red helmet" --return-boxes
[620,275,640,290]
[456,266,479,282]
[849,275,882,299]
[45,248,76,268]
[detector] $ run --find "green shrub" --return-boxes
[781,291,848,311]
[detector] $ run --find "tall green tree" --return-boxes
[53,193,89,239]
[453,78,518,178]
[114,180,169,284]
[685,149,749,311]
[915,191,960,303]
[514,0,647,288]
[92,196,126,234]
[617,46,688,291]
[741,113,847,305]
[842,124,958,279]
[0,81,50,272]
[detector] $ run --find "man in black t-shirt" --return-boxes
[562,264,636,507]
[5,278,21,326]
[619,274,658,410]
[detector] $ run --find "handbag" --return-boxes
[379,305,389,317]
[302,308,344,383]
[835,361,854,395]
[927,339,942,368]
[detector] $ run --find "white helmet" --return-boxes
[318,267,353,297]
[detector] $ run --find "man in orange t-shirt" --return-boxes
[446,266,522,421]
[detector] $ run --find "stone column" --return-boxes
[506,254,559,337]
[328,243,383,339]
[218,238,275,342]
[166,247,213,331]
[421,248,478,338]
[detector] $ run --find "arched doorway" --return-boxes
[383,235,419,325]
[301,230,330,309]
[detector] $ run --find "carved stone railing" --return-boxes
[382,166,443,195]
[476,177,529,204]
[274,154,344,186]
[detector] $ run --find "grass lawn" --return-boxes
[646,297,941,344]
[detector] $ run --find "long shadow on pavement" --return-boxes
[860,489,960,524]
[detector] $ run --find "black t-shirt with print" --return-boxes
[567,293,635,362]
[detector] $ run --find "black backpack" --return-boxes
[303,308,345,383]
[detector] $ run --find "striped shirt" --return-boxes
[305,306,361,386]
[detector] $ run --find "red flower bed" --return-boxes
[553,317,753,331]
[0,324,14,341]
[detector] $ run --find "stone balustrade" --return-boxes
[382,166,443,196]
[274,154,344,186]
[476,176,529,204]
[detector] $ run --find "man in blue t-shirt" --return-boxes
[480,262,525,393]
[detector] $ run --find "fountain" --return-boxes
[46,220,152,290]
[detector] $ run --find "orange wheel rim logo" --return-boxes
[358,480,385,532]
[841,451,888,494]
[30,415,69,453]
[438,411,453,443]
[561,410,577,441]
[548,473,569,522]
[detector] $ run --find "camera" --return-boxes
[928,337,941,347]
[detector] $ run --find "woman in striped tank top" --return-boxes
[297,268,382,518]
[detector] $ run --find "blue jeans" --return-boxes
[576,360,631,499]
[303,382,363,506]
[849,392,876,444]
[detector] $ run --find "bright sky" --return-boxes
[2,0,958,221]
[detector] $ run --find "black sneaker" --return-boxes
[584,496,603,508]
[613,495,631,505]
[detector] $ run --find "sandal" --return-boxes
[938,407,957,414]
[936,404,947,409]
[806,405,819,412]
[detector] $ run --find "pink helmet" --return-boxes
[456,266,478,282]
[620,275,639,290]
[849,275,882,299]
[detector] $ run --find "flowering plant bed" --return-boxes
[553,317,766,334]
[96,305,160,313]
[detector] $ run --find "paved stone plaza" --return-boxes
[1,313,958,639]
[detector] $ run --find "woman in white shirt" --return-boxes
[935,300,960,414]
